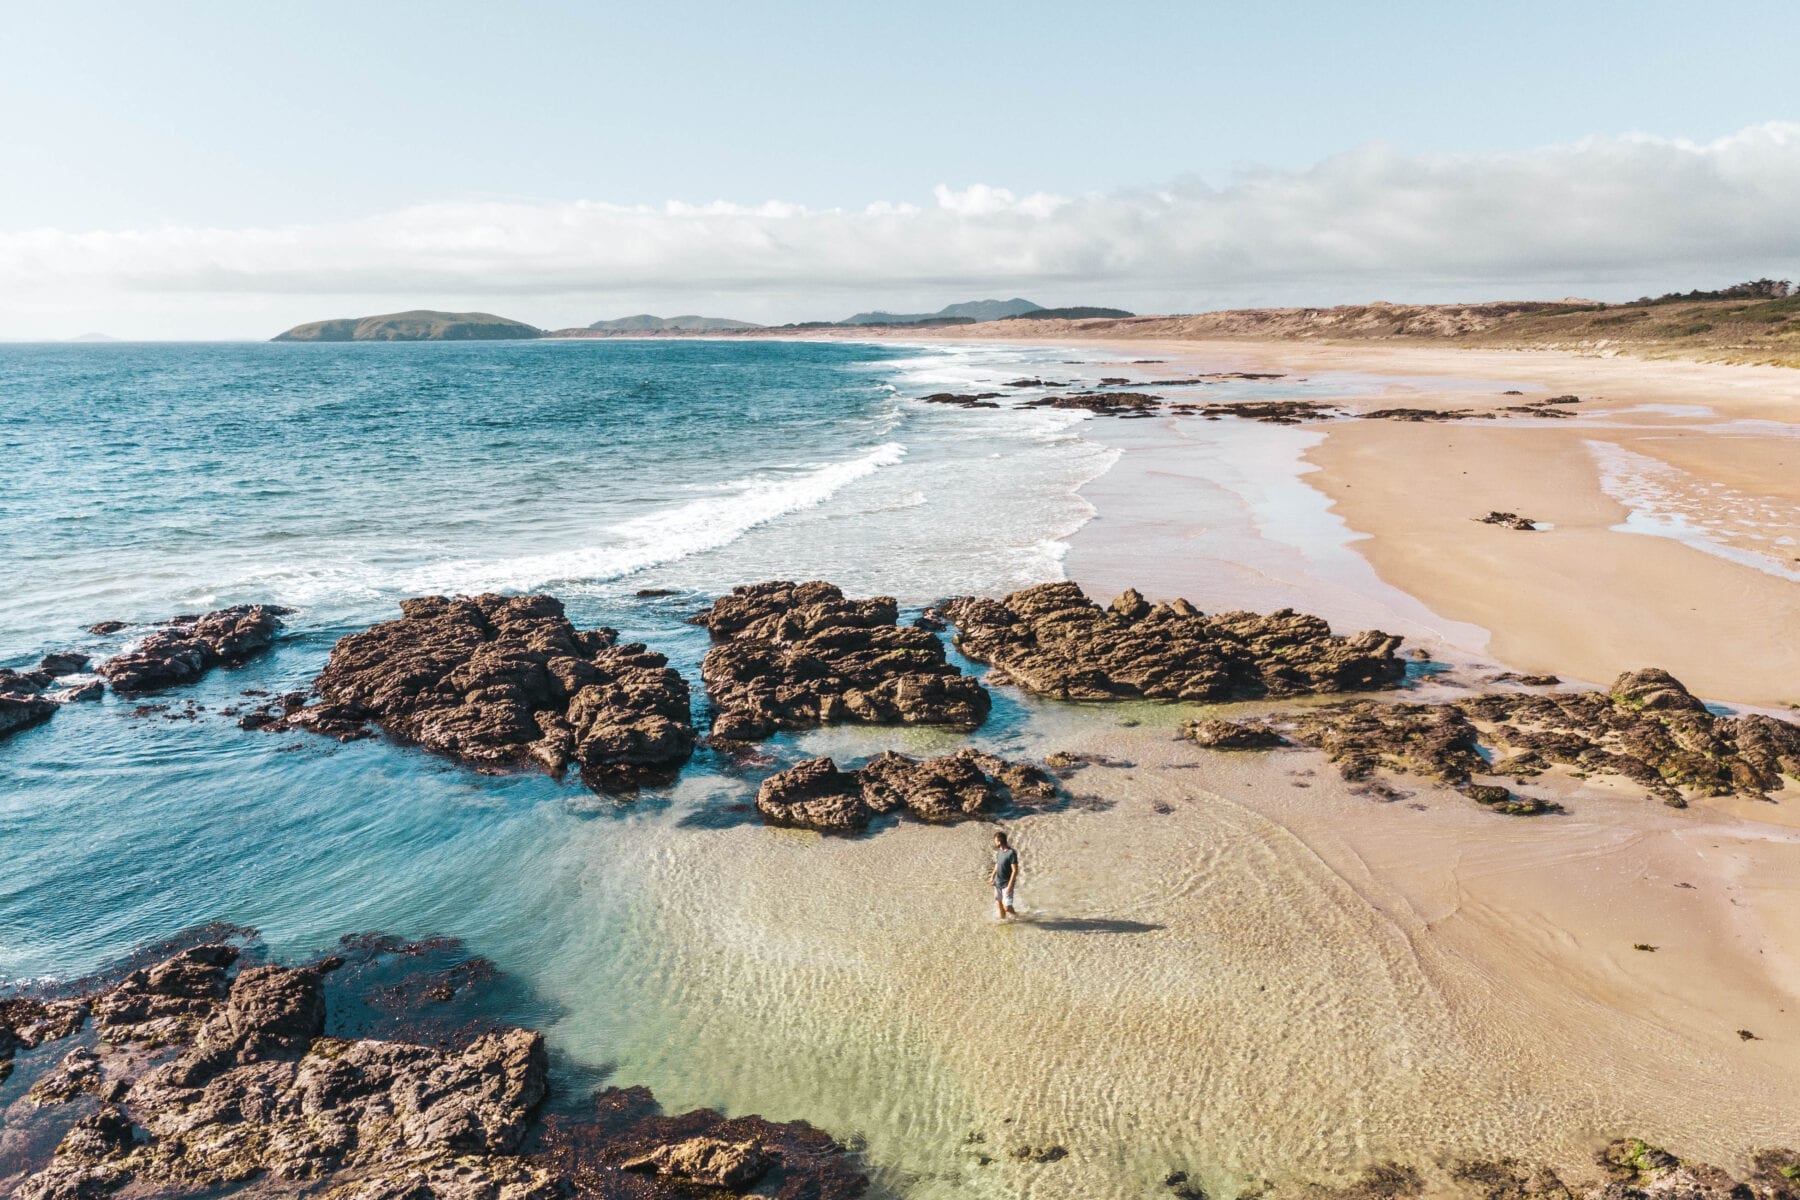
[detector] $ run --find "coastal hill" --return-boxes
[588,314,763,332]
[933,280,1800,367]
[840,298,1043,325]
[272,310,542,342]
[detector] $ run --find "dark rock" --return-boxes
[633,588,680,598]
[279,594,695,791]
[85,621,128,635]
[1477,512,1539,530]
[1,678,59,740]
[755,749,1056,834]
[919,392,1003,408]
[693,581,989,741]
[7,936,867,1200]
[37,653,91,677]
[97,605,289,693]
[1188,399,1337,423]
[1022,391,1163,415]
[1545,394,1581,404]
[1492,673,1561,687]
[1361,408,1484,422]
[944,582,1405,703]
[1190,667,1800,808]
[26,1048,104,1105]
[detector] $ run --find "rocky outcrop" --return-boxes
[693,581,990,741]
[1,673,60,741]
[944,582,1406,703]
[268,594,695,791]
[1185,668,1800,810]
[1477,511,1539,530]
[1,652,106,742]
[4,935,867,1200]
[755,749,1057,834]
[98,605,289,693]
[1022,391,1164,416]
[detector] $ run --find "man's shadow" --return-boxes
[1014,915,1164,935]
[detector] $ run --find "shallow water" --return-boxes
[6,340,1789,1197]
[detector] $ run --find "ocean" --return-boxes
[9,339,1793,1198]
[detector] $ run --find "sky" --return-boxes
[2,1,1798,339]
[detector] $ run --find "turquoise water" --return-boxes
[4,340,1513,1200]
[0,337,1121,980]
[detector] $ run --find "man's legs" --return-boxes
[995,889,1007,921]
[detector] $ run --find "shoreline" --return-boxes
[7,336,1800,1199]
[944,335,1800,707]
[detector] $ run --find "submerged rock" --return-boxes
[693,581,990,741]
[275,593,696,791]
[755,749,1057,834]
[4,935,868,1200]
[944,582,1405,703]
[98,604,290,693]
[1186,668,1800,810]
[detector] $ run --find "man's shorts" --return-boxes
[994,884,1015,907]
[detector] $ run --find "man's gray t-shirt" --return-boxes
[993,847,1018,888]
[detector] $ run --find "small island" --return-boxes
[271,309,542,342]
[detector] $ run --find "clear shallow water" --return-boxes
[2,337,1118,970]
[14,341,1773,1197]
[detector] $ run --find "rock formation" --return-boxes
[0,674,60,741]
[1184,668,1800,811]
[944,582,1406,702]
[98,605,290,694]
[263,594,695,791]
[2,653,105,742]
[693,581,990,741]
[755,749,1057,834]
[2,933,867,1200]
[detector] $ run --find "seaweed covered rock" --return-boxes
[1186,668,1800,807]
[945,582,1405,702]
[5,937,868,1200]
[276,594,695,790]
[97,605,290,693]
[693,581,990,741]
[756,749,1056,834]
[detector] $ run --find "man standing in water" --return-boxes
[993,830,1019,921]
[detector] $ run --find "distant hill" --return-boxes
[68,331,121,343]
[587,314,763,332]
[839,298,1043,326]
[272,310,542,342]
[1001,306,1135,321]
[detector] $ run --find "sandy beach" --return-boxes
[913,333,1800,708]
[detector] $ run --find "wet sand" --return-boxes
[1036,339,1800,706]
[527,705,1800,1200]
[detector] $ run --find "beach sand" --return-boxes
[530,706,1800,1200]
[1026,339,1800,708]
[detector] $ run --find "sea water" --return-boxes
[13,340,1770,1198]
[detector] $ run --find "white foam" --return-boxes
[1587,439,1800,581]
[404,442,910,594]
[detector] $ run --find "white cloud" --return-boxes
[5,123,1799,338]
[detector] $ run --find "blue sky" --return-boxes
[3,1,1798,337]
